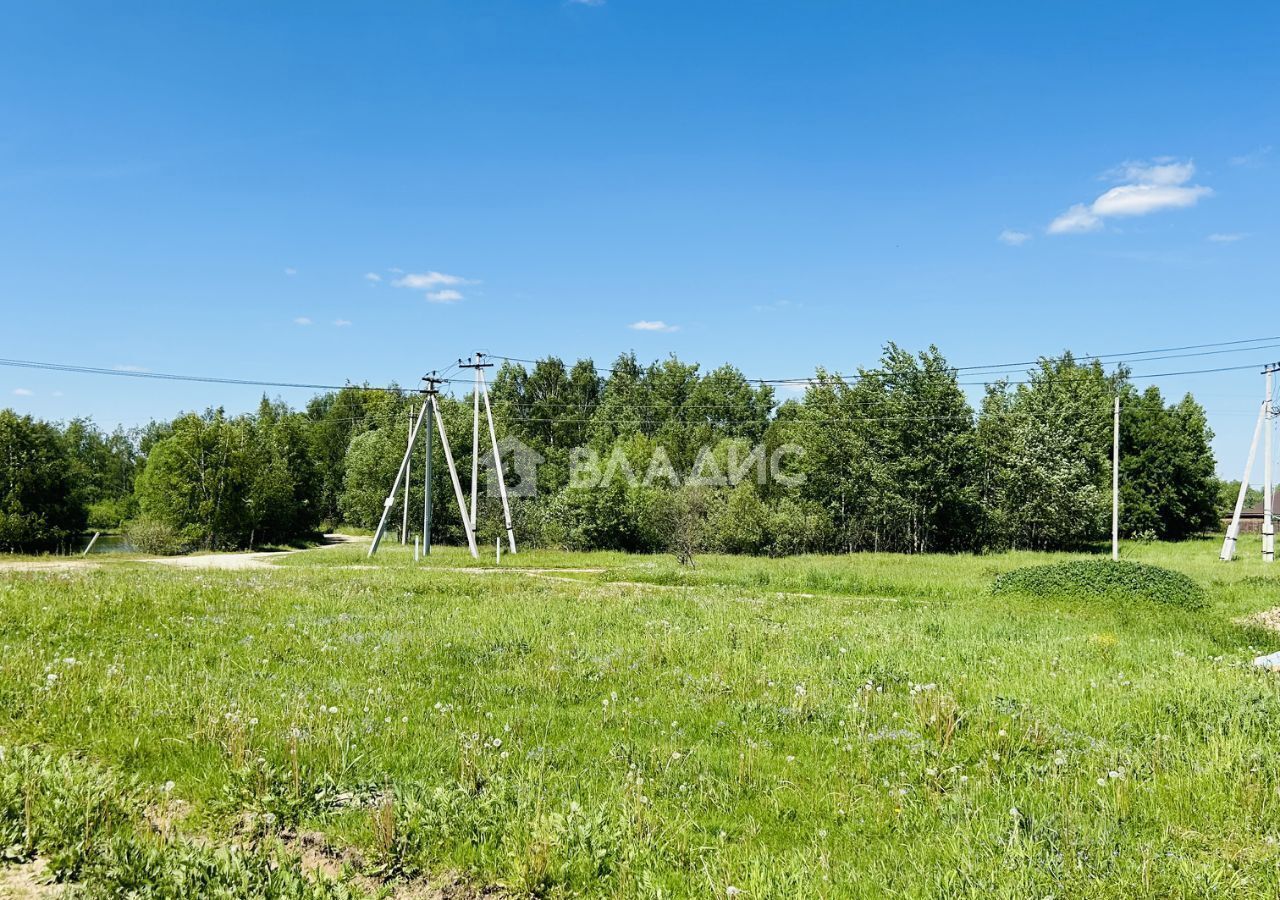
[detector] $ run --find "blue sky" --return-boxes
[1,1,1277,476]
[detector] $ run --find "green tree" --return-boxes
[0,410,86,552]
[1118,387,1218,540]
[62,417,138,528]
[977,356,1116,550]
[133,411,253,550]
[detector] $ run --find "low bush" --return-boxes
[991,559,1206,609]
[123,516,189,556]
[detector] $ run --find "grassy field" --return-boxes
[3,538,1280,897]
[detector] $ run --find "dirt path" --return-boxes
[0,534,368,574]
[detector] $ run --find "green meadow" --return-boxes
[3,538,1280,897]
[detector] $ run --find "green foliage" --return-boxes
[123,516,189,555]
[133,403,320,551]
[1219,478,1263,518]
[977,356,1115,550]
[4,542,1280,896]
[0,409,86,552]
[0,745,364,897]
[991,559,1207,608]
[0,342,1225,559]
[1118,387,1218,540]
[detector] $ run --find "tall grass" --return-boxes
[2,537,1280,896]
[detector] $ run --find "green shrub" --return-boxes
[123,516,189,555]
[991,559,1206,609]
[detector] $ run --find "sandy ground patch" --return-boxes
[0,859,65,899]
[0,534,368,574]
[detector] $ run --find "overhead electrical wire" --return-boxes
[2,334,1276,410]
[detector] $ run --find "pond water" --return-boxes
[86,534,137,554]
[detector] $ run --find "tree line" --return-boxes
[0,344,1223,555]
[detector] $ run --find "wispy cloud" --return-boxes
[753,299,801,312]
[998,229,1031,246]
[629,320,679,333]
[392,270,475,304]
[569,0,606,5]
[12,388,32,396]
[112,364,150,373]
[1047,204,1102,234]
[1048,158,1212,235]
[1231,146,1272,168]
[392,271,471,290]
[1207,232,1248,243]
[364,272,382,283]
[284,267,298,276]
[333,319,353,327]
[294,317,313,326]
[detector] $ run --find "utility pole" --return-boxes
[1112,395,1120,562]
[369,374,479,559]
[458,352,495,534]
[1266,364,1276,563]
[430,385,479,558]
[369,402,430,557]
[1221,362,1280,561]
[401,404,413,544]
[422,374,440,556]
[479,365,517,553]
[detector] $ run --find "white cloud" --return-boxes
[1231,146,1272,168]
[1047,158,1211,235]
[629,320,679,333]
[1047,204,1101,234]
[998,229,1031,246]
[1111,159,1196,186]
[1208,232,1248,243]
[113,364,150,373]
[1090,183,1211,217]
[392,271,470,290]
[284,267,298,276]
[569,0,606,5]
[364,272,382,283]
[333,318,353,326]
[52,390,64,398]
[12,388,32,396]
[294,317,313,326]
[426,289,464,304]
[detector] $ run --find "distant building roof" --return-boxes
[1242,491,1280,518]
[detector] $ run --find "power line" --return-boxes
[0,357,471,392]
